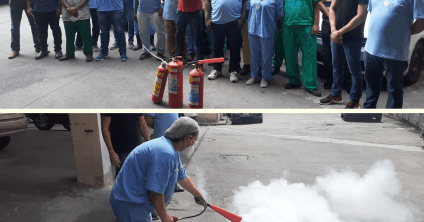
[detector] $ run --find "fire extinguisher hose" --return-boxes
[174,197,208,221]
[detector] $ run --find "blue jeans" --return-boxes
[212,20,241,72]
[187,23,197,54]
[97,10,126,55]
[113,0,134,43]
[76,8,99,47]
[110,197,153,222]
[249,34,274,80]
[176,10,204,60]
[364,52,408,108]
[331,41,363,103]
[10,4,40,52]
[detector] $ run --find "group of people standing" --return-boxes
[8,0,424,108]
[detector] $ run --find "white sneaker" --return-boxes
[261,79,269,88]
[230,71,239,83]
[246,77,259,85]
[208,70,222,80]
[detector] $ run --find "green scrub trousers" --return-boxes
[272,28,285,68]
[283,25,318,91]
[64,19,93,56]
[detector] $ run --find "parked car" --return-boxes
[316,3,424,86]
[226,113,263,125]
[0,113,28,150]
[26,114,70,130]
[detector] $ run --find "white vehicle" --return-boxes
[317,3,424,86]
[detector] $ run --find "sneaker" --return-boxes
[75,45,83,51]
[110,42,119,50]
[175,183,185,192]
[260,79,269,88]
[319,94,343,105]
[121,54,128,62]
[54,50,63,59]
[139,53,150,60]
[156,53,164,61]
[345,101,360,109]
[246,77,260,85]
[208,70,222,80]
[307,89,322,97]
[239,64,250,76]
[151,211,159,220]
[128,41,135,49]
[35,51,49,60]
[92,45,100,52]
[58,54,75,61]
[230,71,239,83]
[284,83,301,89]
[96,53,109,61]
[86,54,93,62]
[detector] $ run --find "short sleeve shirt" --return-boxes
[178,0,202,12]
[211,0,243,24]
[146,113,179,139]
[88,0,97,9]
[101,114,144,154]
[364,0,424,61]
[164,0,179,20]
[62,0,90,21]
[33,0,58,12]
[248,0,284,38]
[111,137,187,205]
[138,0,162,14]
[283,0,321,26]
[335,0,368,43]
[97,0,123,11]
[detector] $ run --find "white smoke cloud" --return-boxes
[232,160,419,222]
[196,168,212,204]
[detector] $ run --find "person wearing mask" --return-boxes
[109,117,206,222]
[245,0,284,88]
[363,0,424,108]
[9,0,40,59]
[27,0,63,60]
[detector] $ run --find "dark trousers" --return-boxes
[10,4,40,52]
[97,10,126,55]
[212,20,241,72]
[76,9,99,47]
[321,19,332,80]
[364,52,408,108]
[176,10,204,60]
[64,20,93,56]
[33,11,62,52]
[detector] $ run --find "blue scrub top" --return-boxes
[147,113,179,139]
[138,0,163,14]
[111,137,187,205]
[97,0,123,11]
[364,0,424,61]
[163,0,178,21]
[211,0,243,24]
[88,0,97,9]
[247,0,284,38]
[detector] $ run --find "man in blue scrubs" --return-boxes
[109,117,205,222]
[363,0,424,108]
[96,0,128,61]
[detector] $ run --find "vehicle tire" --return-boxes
[34,114,54,130]
[63,124,71,131]
[0,136,11,150]
[404,42,423,86]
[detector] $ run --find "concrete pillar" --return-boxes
[69,114,113,188]
[197,113,220,124]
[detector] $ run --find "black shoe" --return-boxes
[156,53,164,61]
[35,48,41,53]
[239,64,250,76]
[86,54,93,62]
[35,51,49,60]
[132,45,142,51]
[139,53,150,60]
[284,83,301,89]
[110,42,119,50]
[271,66,280,75]
[151,211,159,220]
[319,94,343,105]
[345,101,360,109]
[59,54,75,61]
[55,51,63,59]
[307,89,322,97]
[175,184,185,192]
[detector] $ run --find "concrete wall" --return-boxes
[385,113,424,133]
[197,113,220,125]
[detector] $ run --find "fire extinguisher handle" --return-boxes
[197,57,225,64]
[173,216,179,222]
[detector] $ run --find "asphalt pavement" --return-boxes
[1,5,424,109]
[1,114,423,222]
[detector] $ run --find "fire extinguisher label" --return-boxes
[189,76,201,82]
[153,77,162,97]
[157,71,164,77]
[189,84,199,105]
[168,75,178,94]
[168,67,178,73]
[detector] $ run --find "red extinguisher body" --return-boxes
[152,63,169,104]
[188,64,204,109]
[168,59,184,108]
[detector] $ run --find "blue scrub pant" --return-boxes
[331,41,363,103]
[248,33,274,80]
[97,10,126,55]
[110,198,153,222]
[363,52,408,108]
[10,4,40,52]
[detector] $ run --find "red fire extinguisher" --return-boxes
[188,58,225,109]
[168,57,184,108]
[152,62,169,104]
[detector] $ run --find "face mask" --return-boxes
[181,137,195,157]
